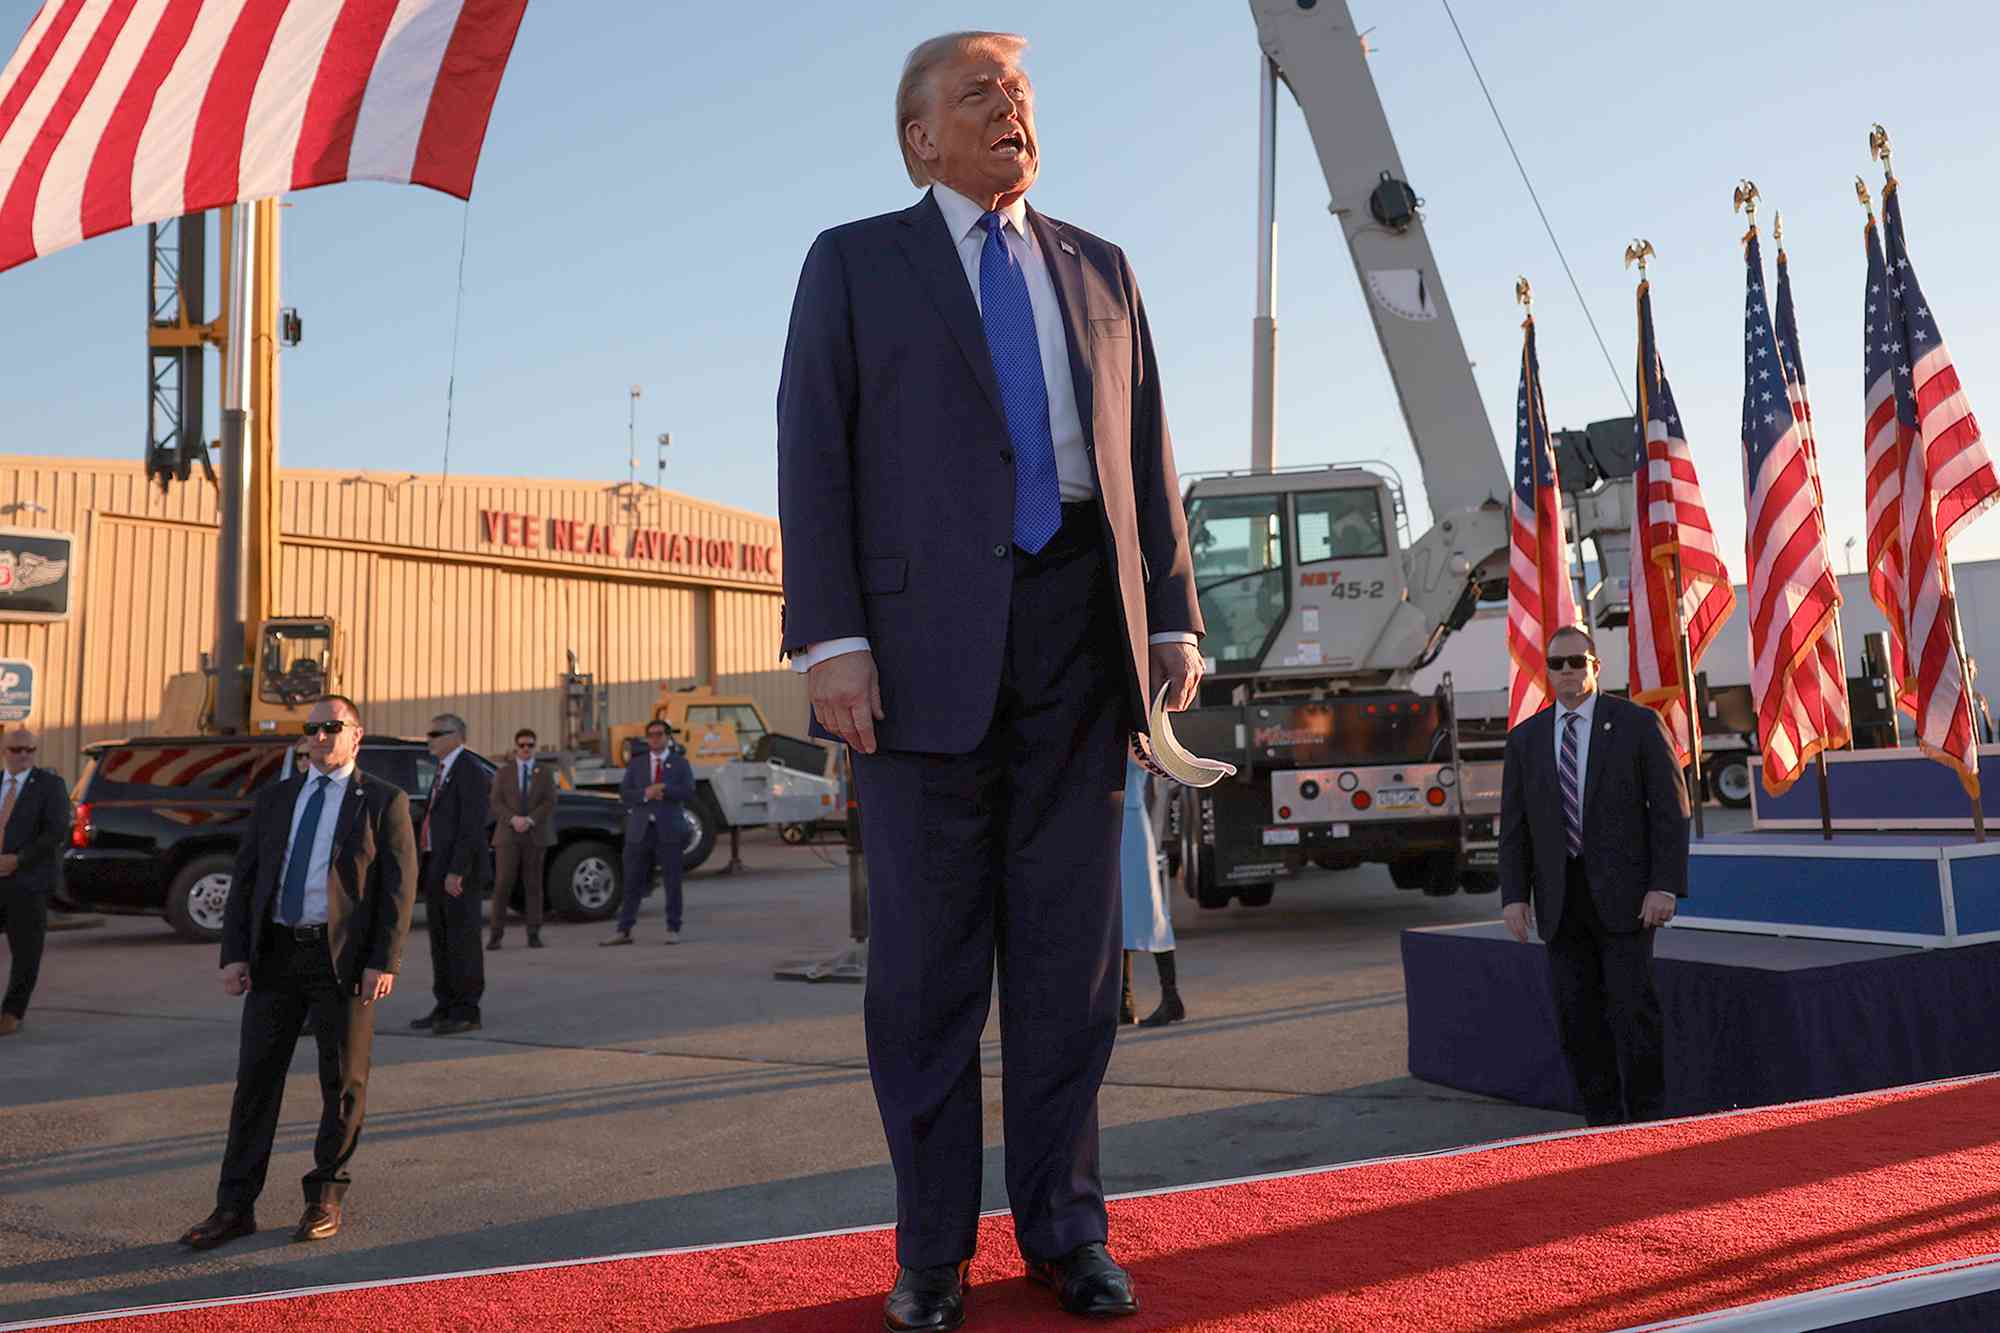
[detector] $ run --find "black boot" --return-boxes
[1139,950,1185,1027]
[1119,951,1136,1025]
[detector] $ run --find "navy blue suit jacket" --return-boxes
[621,746,694,842]
[776,190,1203,754]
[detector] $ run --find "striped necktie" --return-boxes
[1559,712,1584,856]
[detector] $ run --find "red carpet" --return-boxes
[48,1076,2000,1332]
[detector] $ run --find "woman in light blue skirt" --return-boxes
[1121,754,1185,1026]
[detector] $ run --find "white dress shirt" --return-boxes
[278,761,355,925]
[794,184,1194,673]
[1553,690,1600,820]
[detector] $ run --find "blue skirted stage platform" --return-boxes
[1407,819,2000,1116]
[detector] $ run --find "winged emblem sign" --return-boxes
[0,550,67,595]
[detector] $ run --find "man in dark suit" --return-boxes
[602,719,695,947]
[178,696,416,1249]
[777,31,1202,1327]
[1499,624,1691,1127]
[410,713,489,1036]
[489,727,556,950]
[0,727,70,1037]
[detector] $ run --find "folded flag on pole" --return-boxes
[1880,177,1999,796]
[1740,225,1845,795]
[1628,273,1736,770]
[1861,207,1918,719]
[0,0,530,276]
[1772,232,1852,755]
[1506,304,1578,729]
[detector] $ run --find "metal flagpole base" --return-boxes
[773,940,867,984]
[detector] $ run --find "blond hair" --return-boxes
[894,31,1027,188]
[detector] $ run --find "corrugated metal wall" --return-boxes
[0,457,805,779]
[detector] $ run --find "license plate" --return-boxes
[1376,788,1421,809]
[1262,827,1301,846]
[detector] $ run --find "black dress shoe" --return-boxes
[179,1207,256,1250]
[409,1011,439,1030]
[884,1260,969,1331]
[433,1017,482,1036]
[1138,991,1185,1028]
[1029,1242,1138,1317]
[527,933,544,949]
[293,1201,341,1242]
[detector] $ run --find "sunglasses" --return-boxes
[4,745,34,754]
[516,741,537,750]
[301,721,348,738]
[1546,654,1596,671]
[426,729,460,739]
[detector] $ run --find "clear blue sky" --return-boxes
[7,0,2000,571]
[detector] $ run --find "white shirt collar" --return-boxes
[932,182,1029,246]
[305,760,356,787]
[438,745,465,775]
[1556,691,1599,726]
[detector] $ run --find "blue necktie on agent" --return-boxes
[978,212,1062,554]
[280,775,328,927]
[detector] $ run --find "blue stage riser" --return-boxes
[1681,834,2000,948]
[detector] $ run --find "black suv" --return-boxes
[61,735,631,942]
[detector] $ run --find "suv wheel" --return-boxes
[547,841,620,920]
[167,854,235,942]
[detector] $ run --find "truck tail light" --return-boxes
[71,802,93,848]
[1351,791,1372,811]
[1426,787,1447,807]
[1277,804,1292,820]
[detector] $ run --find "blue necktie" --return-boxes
[978,212,1062,553]
[280,776,328,926]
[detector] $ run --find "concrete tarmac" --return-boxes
[0,830,1602,1325]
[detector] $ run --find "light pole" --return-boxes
[656,432,670,488]
[1844,535,1857,575]
[627,385,642,489]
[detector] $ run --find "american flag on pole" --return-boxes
[1506,310,1577,729]
[1740,227,1845,795]
[1881,179,1999,796]
[0,0,529,276]
[1861,210,1917,719]
[1771,232,1853,755]
[1628,277,1735,770]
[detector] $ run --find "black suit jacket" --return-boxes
[0,766,70,896]
[423,752,491,888]
[776,190,1203,753]
[1498,692,1692,936]
[222,768,418,985]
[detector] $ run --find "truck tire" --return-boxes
[1386,856,1429,891]
[1712,752,1753,809]
[680,795,718,873]
[1389,852,1459,896]
[166,853,235,943]
[778,822,811,845]
[546,841,620,920]
[1459,869,1500,894]
[1236,883,1275,908]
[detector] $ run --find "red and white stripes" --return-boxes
[0,0,527,275]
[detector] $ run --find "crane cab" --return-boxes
[1182,466,1407,691]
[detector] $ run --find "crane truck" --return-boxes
[1168,1,1636,909]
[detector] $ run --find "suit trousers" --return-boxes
[0,883,47,1019]
[617,818,684,933]
[216,929,376,1209]
[851,510,1129,1269]
[1546,858,1667,1125]
[491,840,544,936]
[423,854,485,1021]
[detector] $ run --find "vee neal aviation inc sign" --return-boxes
[476,509,780,581]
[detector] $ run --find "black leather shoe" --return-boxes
[433,1017,482,1036]
[409,1011,439,1030]
[293,1202,341,1242]
[1138,991,1185,1028]
[179,1207,255,1250]
[527,933,544,949]
[1028,1242,1138,1317]
[883,1260,969,1331]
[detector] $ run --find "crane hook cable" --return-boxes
[1439,0,1631,412]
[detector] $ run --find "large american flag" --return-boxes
[1506,311,1577,728]
[1861,211,1917,719]
[1628,279,1735,769]
[1741,229,1845,795]
[1772,234,1853,755]
[0,0,529,276]
[1881,180,1999,796]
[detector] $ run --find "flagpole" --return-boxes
[1815,752,1833,840]
[1669,550,1706,839]
[1943,558,1987,841]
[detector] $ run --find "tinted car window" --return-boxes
[355,746,419,796]
[84,744,284,800]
